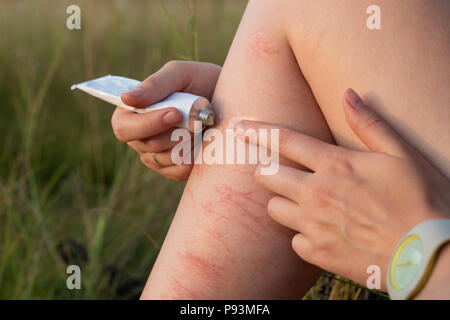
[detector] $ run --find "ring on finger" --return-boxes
[152,152,164,168]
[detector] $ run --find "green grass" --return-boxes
[0,0,378,300]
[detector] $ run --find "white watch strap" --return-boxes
[387,219,450,300]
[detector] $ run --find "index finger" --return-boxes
[111,106,182,142]
[235,120,341,171]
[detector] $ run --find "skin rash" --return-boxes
[141,0,333,299]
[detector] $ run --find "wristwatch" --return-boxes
[387,219,450,300]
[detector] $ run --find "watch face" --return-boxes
[390,235,423,290]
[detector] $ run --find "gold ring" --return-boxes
[152,152,163,168]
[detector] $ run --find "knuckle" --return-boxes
[315,232,332,252]
[326,154,354,175]
[308,183,323,199]
[140,76,158,93]
[111,119,127,142]
[307,183,332,207]
[307,227,332,255]
[360,115,383,131]
[341,223,355,242]
[323,151,343,164]
[278,128,293,146]
[164,60,183,70]
[146,138,164,152]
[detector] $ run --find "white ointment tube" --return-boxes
[71,75,215,132]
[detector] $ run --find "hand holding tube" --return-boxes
[111,61,221,180]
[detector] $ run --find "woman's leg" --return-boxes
[284,0,450,177]
[141,0,334,299]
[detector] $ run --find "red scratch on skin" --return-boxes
[197,199,260,244]
[215,185,266,211]
[168,277,203,300]
[171,249,228,297]
[203,226,228,245]
[199,200,228,220]
[188,165,287,244]
[199,194,269,242]
[249,32,280,58]
[231,165,255,176]
[215,184,269,229]
[200,224,234,258]
[178,251,225,280]
[214,184,296,246]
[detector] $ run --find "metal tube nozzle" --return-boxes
[198,109,215,126]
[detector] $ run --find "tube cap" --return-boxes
[198,109,215,126]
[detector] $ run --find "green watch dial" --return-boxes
[390,235,423,290]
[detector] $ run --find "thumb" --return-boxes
[121,61,193,109]
[343,88,409,156]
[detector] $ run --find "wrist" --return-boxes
[413,241,450,299]
[387,219,450,300]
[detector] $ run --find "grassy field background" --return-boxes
[0,0,378,299]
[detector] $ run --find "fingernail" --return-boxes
[345,89,363,109]
[162,111,181,125]
[126,88,144,97]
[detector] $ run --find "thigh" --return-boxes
[285,0,450,177]
[141,0,334,299]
